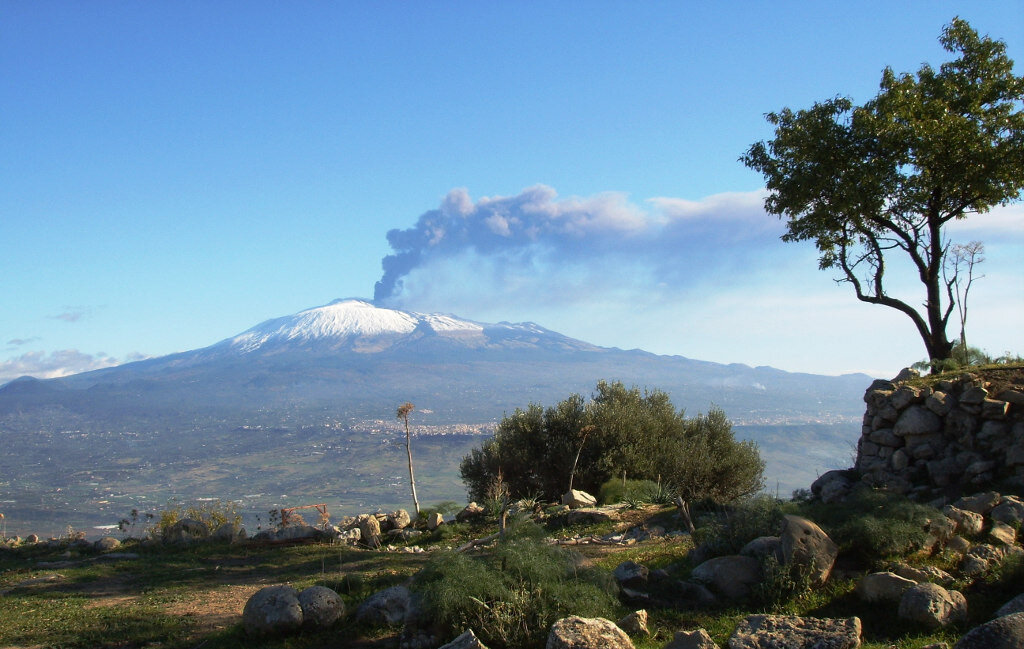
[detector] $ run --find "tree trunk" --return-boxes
[405,422,420,516]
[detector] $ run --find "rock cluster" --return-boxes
[854,371,1024,498]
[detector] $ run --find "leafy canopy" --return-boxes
[742,18,1024,364]
[459,380,764,505]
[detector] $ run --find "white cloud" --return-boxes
[0,350,144,385]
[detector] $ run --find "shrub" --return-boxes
[692,494,790,558]
[796,489,940,560]
[147,499,241,539]
[415,522,617,649]
[597,478,661,505]
[460,380,765,505]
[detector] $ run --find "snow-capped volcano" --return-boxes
[228,299,485,352]
[223,298,593,355]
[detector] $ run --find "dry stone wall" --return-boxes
[855,370,1024,498]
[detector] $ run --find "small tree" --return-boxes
[945,240,985,357]
[742,18,1024,368]
[396,402,420,516]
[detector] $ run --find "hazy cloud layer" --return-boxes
[49,307,93,323]
[0,350,144,385]
[7,337,41,348]
[374,185,783,307]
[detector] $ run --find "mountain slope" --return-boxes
[0,298,871,428]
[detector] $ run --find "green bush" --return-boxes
[693,494,790,558]
[415,522,617,649]
[460,380,765,505]
[796,489,940,560]
[597,478,660,505]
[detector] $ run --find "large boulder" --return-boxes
[427,512,444,530]
[94,536,121,552]
[996,593,1024,618]
[690,555,762,600]
[942,505,984,536]
[953,612,1024,649]
[297,586,344,629]
[242,585,304,635]
[355,585,414,626]
[953,492,1002,515]
[727,615,861,649]
[358,514,382,549]
[561,490,598,510]
[456,502,486,522]
[212,522,247,543]
[740,536,782,563]
[991,497,1024,525]
[545,616,634,649]
[613,561,649,589]
[856,572,916,602]
[388,509,412,531]
[779,515,838,587]
[898,583,967,629]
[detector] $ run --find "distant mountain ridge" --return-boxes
[0,299,872,428]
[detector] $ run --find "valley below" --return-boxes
[0,416,856,539]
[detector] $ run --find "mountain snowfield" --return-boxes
[229,299,486,352]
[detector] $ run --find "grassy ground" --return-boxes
[0,502,1018,649]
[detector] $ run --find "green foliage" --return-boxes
[598,478,660,505]
[742,18,1024,364]
[415,522,617,649]
[751,554,814,612]
[797,489,939,560]
[460,381,764,505]
[147,498,242,539]
[693,495,790,558]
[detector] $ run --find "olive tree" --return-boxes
[742,18,1024,367]
[459,380,764,504]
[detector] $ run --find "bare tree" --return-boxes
[944,241,985,358]
[396,402,420,516]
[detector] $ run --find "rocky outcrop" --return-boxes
[690,555,762,600]
[779,515,838,588]
[664,628,718,649]
[355,585,416,626]
[855,371,1024,498]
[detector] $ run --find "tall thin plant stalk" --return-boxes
[396,402,420,515]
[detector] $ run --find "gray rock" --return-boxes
[388,509,411,530]
[953,491,1002,514]
[212,522,247,543]
[893,368,920,383]
[164,518,210,544]
[740,536,782,563]
[990,521,1017,546]
[616,609,649,637]
[953,612,1024,649]
[946,535,971,554]
[427,512,444,530]
[996,593,1024,618]
[613,561,649,588]
[856,572,916,602]
[545,616,634,649]
[355,585,414,626]
[898,583,967,629]
[691,555,762,600]
[242,585,303,635]
[991,497,1024,525]
[671,580,718,607]
[894,406,943,436]
[943,506,985,536]
[94,536,121,551]
[359,514,382,548]
[664,628,718,649]
[439,629,489,649]
[779,515,838,588]
[893,564,954,586]
[727,615,861,649]
[297,586,343,629]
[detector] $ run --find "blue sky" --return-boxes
[2,2,1022,383]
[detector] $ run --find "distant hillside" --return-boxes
[0,299,870,430]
